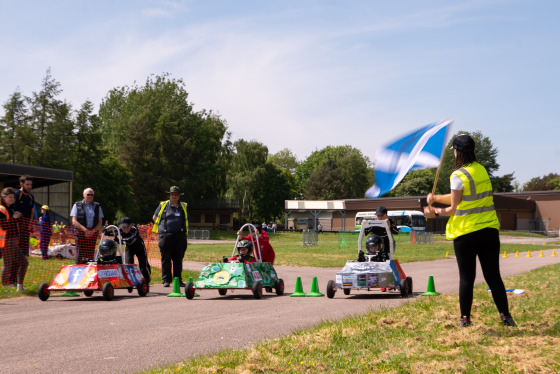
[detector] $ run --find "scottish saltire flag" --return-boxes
[365,119,453,198]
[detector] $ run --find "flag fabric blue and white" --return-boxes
[365,119,453,198]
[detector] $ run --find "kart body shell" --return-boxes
[37,225,149,301]
[185,223,284,299]
[327,219,412,298]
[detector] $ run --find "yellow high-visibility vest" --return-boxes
[152,200,188,235]
[446,161,500,240]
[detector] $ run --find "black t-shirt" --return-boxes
[14,190,34,219]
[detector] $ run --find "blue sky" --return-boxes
[1,0,558,186]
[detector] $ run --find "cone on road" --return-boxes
[445,251,449,259]
[290,276,306,297]
[515,251,520,257]
[306,276,324,297]
[167,277,185,297]
[539,250,544,257]
[61,291,79,297]
[552,250,557,257]
[421,275,440,296]
[502,251,508,258]
[188,277,200,297]
[526,250,532,257]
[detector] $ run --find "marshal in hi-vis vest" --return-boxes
[152,200,188,235]
[0,205,10,247]
[446,161,500,240]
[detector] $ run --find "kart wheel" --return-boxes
[399,279,409,298]
[38,283,50,301]
[127,287,133,294]
[326,280,336,299]
[83,290,94,297]
[343,288,351,296]
[185,281,195,300]
[275,278,284,296]
[137,280,149,297]
[252,281,262,299]
[218,288,227,296]
[102,283,114,301]
[406,277,413,295]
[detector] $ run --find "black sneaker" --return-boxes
[163,282,170,288]
[460,316,472,327]
[501,314,517,327]
[179,282,186,287]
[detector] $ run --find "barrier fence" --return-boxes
[302,229,318,246]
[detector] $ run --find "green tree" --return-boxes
[252,163,292,222]
[388,169,436,197]
[523,173,560,191]
[491,172,516,193]
[305,159,344,200]
[268,148,299,172]
[99,73,231,222]
[0,90,31,164]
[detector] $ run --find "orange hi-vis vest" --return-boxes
[0,205,9,248]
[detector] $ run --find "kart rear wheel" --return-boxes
[38,283,50,301]
[137,280,149,297]
[185,281,195,300]
[406,277,413,295]
[326,280,336,299]
[252,281,262,299]
[343,288,351,296]
[218,288,227,296]
[83,290,94,297]
[102,283,114,301]
[399,279,409,298]
[275,278,285,296]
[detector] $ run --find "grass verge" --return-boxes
[145,263,560,374]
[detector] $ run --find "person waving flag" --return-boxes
[366,119,453,198]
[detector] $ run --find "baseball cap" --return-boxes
[375,206,388,215]
[120,217,132,228]
[452,134,475,152]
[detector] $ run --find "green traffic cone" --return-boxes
[188,277,200,297]
[61,291,80,297]
[421,275,440,296]
[167,277,185,297]
[290,276,306,297]
[306,276,324,297]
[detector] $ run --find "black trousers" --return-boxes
[125,240,151,283]
[158,232,187,283]
[454,228,510,318]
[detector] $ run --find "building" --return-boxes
[285,190,560,235]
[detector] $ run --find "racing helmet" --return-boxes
[98,239,117,261]
[236,239,253,259]
[365,234,383,255]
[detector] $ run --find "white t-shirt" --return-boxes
[450,174,464,191]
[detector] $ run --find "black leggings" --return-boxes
[454,228,510,318]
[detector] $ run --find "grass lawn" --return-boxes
[145,263,560,374]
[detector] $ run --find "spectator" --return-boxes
[39,205,52,260]
[272,222,277,233]
[317,223,323,233]
[152,186,188,288]
[70,188,104,264]
[1,187,27,291]
[14,174,35,256]
[118,217,151,283]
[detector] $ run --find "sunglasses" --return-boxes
[86,194,94,196]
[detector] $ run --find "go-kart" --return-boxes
[326,219,412,298]
[185,223,284,299]
[37,225,149,301]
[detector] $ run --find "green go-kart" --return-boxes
[184,223,284,299]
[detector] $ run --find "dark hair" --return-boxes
[454,149,477,170]
[1,187,16,205]
[19,174,33,184]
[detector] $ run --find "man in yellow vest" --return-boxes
[152,186,188,287]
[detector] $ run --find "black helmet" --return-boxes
[236,239,253,258]
[99,239,117,261]
[365,234,383,255]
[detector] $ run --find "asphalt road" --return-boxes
[1,247,559,374]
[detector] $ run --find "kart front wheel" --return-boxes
[103,283,114,301]
[38,283,50,301]
[83,290,94,297]
[218,288,227,296]
[326,280,336,299]
[406,277,413,295]
[399,279,409,298]
[137,280,149,297]
[275,278,285,296]
[185,281,195,300]
[252,281,262,299]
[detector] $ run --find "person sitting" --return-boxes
[225,240,256,264]
[97,239,120,264]
[357,234,386,262]
[237,224,276,264]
